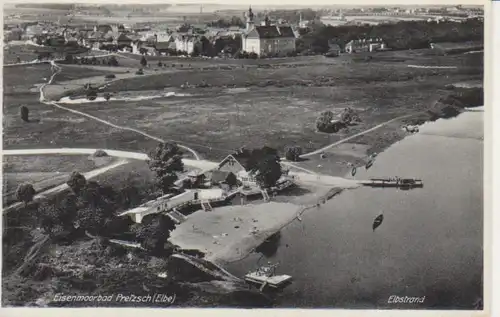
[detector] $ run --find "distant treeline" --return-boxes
[206,16,245,29]
[298,19,483,54]
[262,9,320,24]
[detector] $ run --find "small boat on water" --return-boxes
[244,263,292,290]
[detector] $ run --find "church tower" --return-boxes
[245,6,255,31]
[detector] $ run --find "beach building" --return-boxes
[241,7,296,56]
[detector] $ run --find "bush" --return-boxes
[316,110,341,133]
[16,183,36,205]
[104,74,116,79]
[285,146,303,161]
[67,171,87,195]
[108,56,119,66]
[86,89,98,101]
[19,105,29,122]
[93,149,108,157]
[136,69,144,75]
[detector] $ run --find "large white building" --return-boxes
[241,7,296,56]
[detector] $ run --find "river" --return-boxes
[227,110,484,309]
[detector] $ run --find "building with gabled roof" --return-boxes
[241,7,296,56]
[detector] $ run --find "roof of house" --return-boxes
[328,44,341,50]
[210,170,232,183]
[155,41,175,50]
[231,152,255,171]
[246,25,295,39]
[116,33,133,42]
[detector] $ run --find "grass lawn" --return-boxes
[2,172,69,205]
[3,44,41,64]
[52,65,116,83]
[3,64,53,95]
[2,154,114,174]
[56,79,460,161]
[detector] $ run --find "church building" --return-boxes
[241,7,296,56]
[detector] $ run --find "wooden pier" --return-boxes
[244,272,293,289]
[360,178,423,188]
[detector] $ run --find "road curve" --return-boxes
[2,148,218,171]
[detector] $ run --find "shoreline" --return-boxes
[211,103,483,269]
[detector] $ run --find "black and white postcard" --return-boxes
[1,0,492,316]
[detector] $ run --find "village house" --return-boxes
[215,152,259,188]
[174,34,202,54]
[241,7,296,56]
[94,24,113,33]
[345,38,386,54]
[325,43,341,57]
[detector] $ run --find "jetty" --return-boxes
[359,177,423,189]
[244,263,292,290]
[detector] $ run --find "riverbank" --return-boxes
[226,108,484,308]
[169,184,346,266]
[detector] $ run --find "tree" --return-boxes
[37,201,60,235]
[133,214,176,254]
[16,183,36,205]
[108,56,119,66]
[58,193,78,229]
[285,146,303,161]
[67,171,87,195]
[76,206,107,235]
[86,89,98,101]
[64,54,74,64]
[316,110,336,133]
[19,105,29,122]
[242,147,282,189]
[226,172,238,188]
[148,142,185,193]
[140,55,147,67]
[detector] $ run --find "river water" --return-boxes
[227,110,484,309]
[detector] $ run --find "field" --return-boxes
[3,49,483,168]
[2,154,116,204]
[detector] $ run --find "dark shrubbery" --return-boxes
[105,74,116,79]
[19,105,29,122]
[16,183,36,205]
[66,171,87,195]
[93,149,108,157]
[148,142,185,194]
[86,89,98,101]
[136,69,144,75]
[285,146,303,161]
[316,110,336,133]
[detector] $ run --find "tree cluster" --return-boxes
[63,55,119,66]
[284,146,303,162]
[234,147,282,189]
[297,19,483,55]
[148,142,185,194]
[206,16,245,29]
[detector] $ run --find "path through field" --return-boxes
[40,61,202,160]
[2,159,128,214]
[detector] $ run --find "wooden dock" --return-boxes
[244,272,293,289]
[360,178,423,188]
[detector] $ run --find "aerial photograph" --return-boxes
[2,2,484,310]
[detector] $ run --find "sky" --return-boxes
[4,0,486,7]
